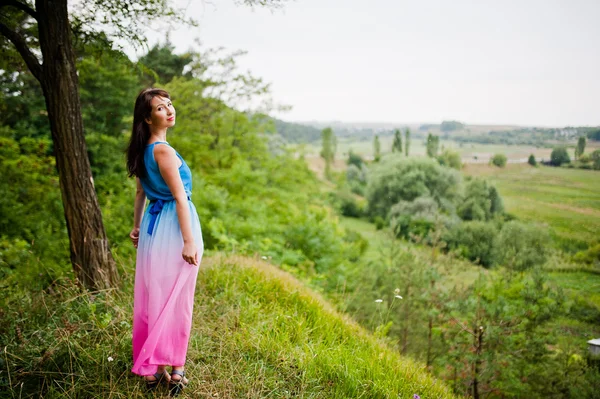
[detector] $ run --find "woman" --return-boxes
[126,88,203,396]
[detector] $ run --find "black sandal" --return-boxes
[145,370,168,391]
[169,369,188,397]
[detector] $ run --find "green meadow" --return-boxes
[463,163,600,250]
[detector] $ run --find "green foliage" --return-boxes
[426,133,440,157]
[392,129,402,153]
[373,216,386,230]
[550,146,571,166]
[404,127,410,156]
[443,221,498,267]
[346,150,363,169]
[494,221,551,272]
[0,136,68,285]
[528,153,537,166]
[575,136,587,160]
[389,196,451,241]
[137,40,192,85]
[440,120,464,132]
[490,153,507,167]
[441,270,571,398]
[341,219,600,398]
[366,157,461,220]
[591,149,600,170]
[70,0,196,49]
[164,77,270,171]
[573,243,600,265]
[345,163,368,195]
[588,128,600,141]
[321,127,335,179]
[373,134,381,162]
[330,190,365,218]
[437,149,462,170]
[77,47,141,137]
[0,68,50,140]
[273,118,322,143]
[457,178,504,221]
[345,234,449,361]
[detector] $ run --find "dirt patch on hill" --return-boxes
[547,202,600,217]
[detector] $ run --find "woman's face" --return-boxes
[145,96,176,129]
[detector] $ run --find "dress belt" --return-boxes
[147,196,191,235]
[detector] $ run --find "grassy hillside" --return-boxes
[1,255,457,399]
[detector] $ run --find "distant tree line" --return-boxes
[273,118,322,143]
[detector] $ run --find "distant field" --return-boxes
[463,164,600,249]
[301,137,598,163]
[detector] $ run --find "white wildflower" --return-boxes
[375,299,383,303]
[107,356,114,362]
[394,288,400,295]
[395,295,403,299]
[261,256,268,260]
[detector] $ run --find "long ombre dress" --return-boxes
[131,141,203,376]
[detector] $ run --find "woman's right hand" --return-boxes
[182,241,199,266]
[130,227,140,249]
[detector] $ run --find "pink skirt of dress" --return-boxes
[131,199,203,376]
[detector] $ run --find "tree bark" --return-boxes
[33,0,118,290]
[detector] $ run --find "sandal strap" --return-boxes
[171,369,185,378]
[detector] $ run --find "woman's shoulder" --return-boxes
[153,142,181,166]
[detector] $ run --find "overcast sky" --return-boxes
[125,0,600,127]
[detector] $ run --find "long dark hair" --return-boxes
[126,88,171,178]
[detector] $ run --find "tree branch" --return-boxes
[0,0,37,19]
[0,21,42,81]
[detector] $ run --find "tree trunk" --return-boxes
[472,325,483,399]
[35,0,118,290]
[401,284,410,354]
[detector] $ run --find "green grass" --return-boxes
[545,272,600,348]
[0,255,457,398]
[463,164,600,249]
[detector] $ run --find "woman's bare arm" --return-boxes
[154,144,198,266]
[130,178,147,249]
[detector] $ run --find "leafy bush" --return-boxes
[457,178,504,221]
[443,221,499,267]
[0,136,69,286]
[493,221,550,272]
[373,216,386,230]
[389,196,452,241]
[490,153,507,167]
[573,243,600,265]
[346,163,368,195]
[437,149,462,170]
[528,154,537,166]
[550,146,571,166]
[366,156,461,220]
[332,190,365,218]
[591,149,600,170]
[347,150,364,168]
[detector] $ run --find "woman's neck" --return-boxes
[149,128,168,143]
